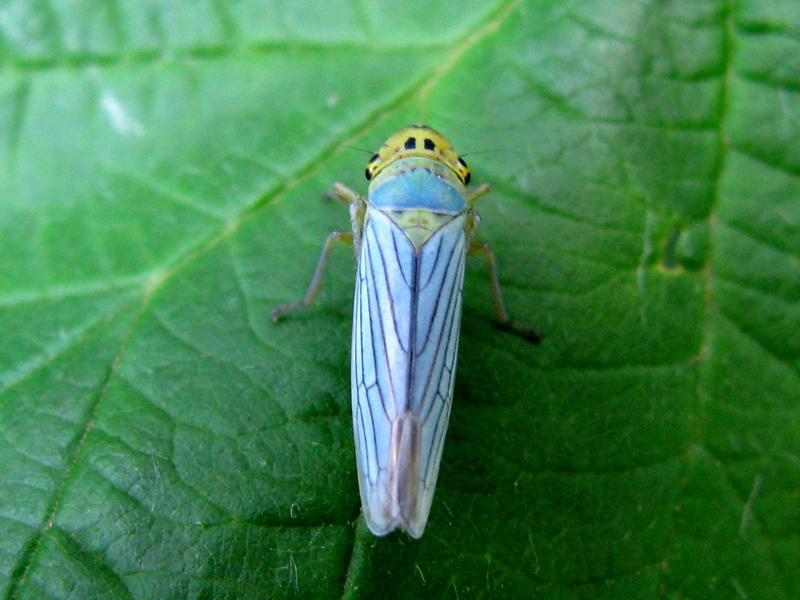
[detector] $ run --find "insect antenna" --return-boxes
[342,144,375,154]
[459,147,506,158]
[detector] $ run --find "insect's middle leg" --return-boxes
[466,209,540,343]
[272,184,367,322]
[271,230,354,322]
[468,240,541,343]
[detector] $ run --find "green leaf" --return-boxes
[1,0,797,598]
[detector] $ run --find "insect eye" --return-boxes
[365,153,381,180]
[457,158,471,184]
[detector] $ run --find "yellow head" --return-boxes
[365,125,472,185]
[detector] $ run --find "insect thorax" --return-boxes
[367,157,467,248]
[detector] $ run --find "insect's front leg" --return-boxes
[465,183,491,205]
[466,209,541,343]
[271,184,367,322]
[347,192,367,257]
[326,183,367,253]
[326,182,362,205]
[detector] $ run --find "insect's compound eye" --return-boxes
[365,153,380,180]
[457,157,471,185]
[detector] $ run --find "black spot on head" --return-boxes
[404,137,416,150]
[365,167,372,180]
[464,172,471,185]
[458,157,468,168]
[424,138,435,151]
[369,153,380,163]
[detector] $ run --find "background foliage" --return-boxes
[0,0,798,598]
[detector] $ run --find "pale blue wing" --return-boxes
[409,215,468,514]
[352,207,467,538]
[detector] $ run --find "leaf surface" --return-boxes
[0,0,797,598]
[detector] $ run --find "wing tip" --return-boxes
[363,512,427,539]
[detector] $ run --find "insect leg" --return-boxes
[326,182,363,205]
[271,230,354,322]
[326,182,367,252]
[272,188,367,322]
[465,183,491,205]
[466,210,541,342]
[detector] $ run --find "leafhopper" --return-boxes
[273,125,539,537]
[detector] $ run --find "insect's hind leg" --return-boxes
[271,230,354,322]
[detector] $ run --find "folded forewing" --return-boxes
[352,208,414,533]
[352,207,468,537]
[410,215,468,506]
